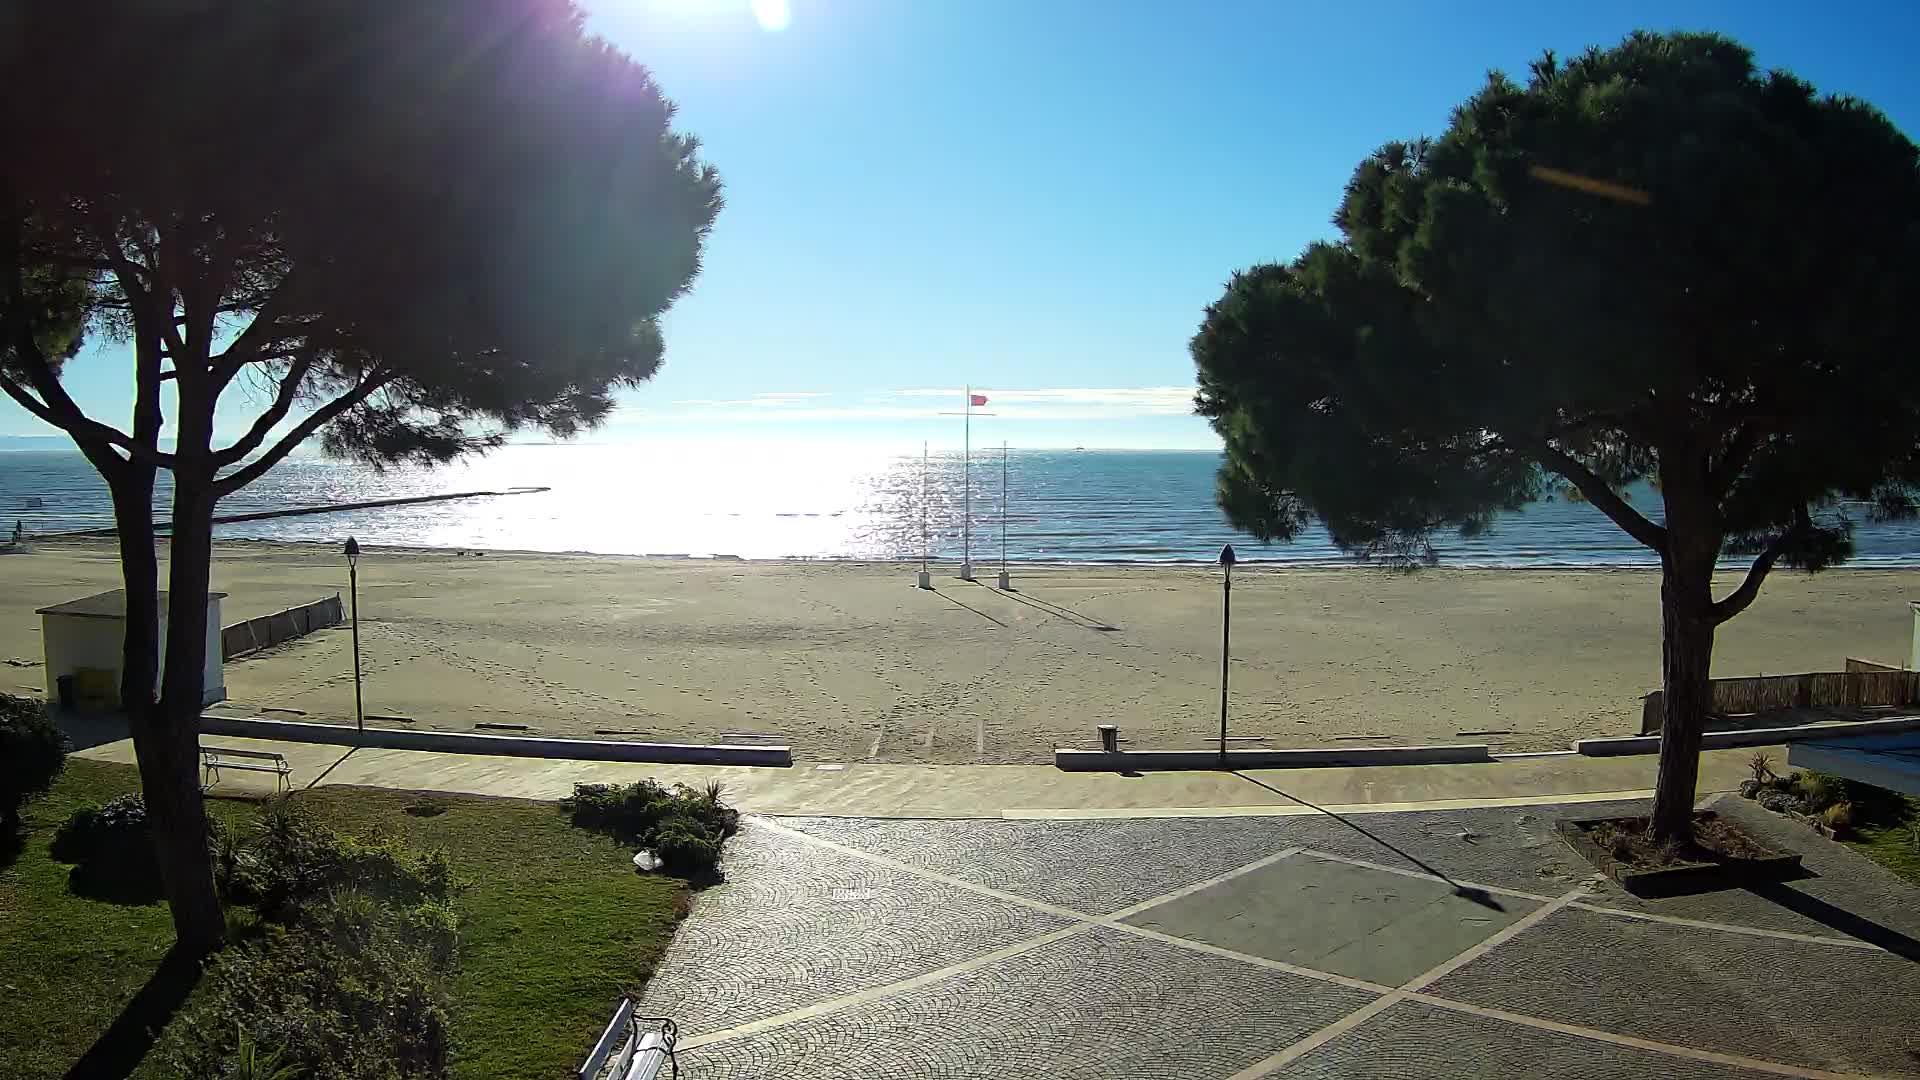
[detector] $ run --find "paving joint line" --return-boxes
[1228,889,1584,1078]
[1301,848,1885,953]
[703,821,1891,1075]
[1401,993,1864,1079]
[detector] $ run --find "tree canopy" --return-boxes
[1192,31,1920,836]
[0,0,721,951]
[1199,32,1920,570]
[3,0,721,481]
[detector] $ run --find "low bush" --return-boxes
[1794,771,1847,813]
[562,779,738,876]
[222,797,453,918]
[50,793,224,902]
[163,902,454,1080]
[0,692,66,832]
[167,814,461,1080]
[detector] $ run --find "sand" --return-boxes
[1,538,1913,763]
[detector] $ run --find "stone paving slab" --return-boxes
[680,925,1378,1079]
[775,815,1332,914]
[1275,999,1779,1079]
[638,822,1071,1035]
[1123,854,1541,986]
[1428,905,1920,1077]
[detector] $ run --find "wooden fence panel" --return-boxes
[1638,669,1920,733]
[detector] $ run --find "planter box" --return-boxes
[1556,811,1802,897]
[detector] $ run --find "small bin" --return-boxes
[1097,725,1119,753]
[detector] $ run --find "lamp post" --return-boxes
[344,537,364,737]
[1218,543,1236,768]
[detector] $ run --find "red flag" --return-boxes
[970,393,988,406]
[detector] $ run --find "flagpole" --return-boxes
[996,439,1012,590]
[916,441,932,589]
[961,385,974,581]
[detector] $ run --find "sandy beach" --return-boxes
[1,538,1913,762]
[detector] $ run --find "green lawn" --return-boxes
[0,760,689,1080]
[1843,791,1920,885]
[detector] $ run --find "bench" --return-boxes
[577,998,677,1080]
[200,746,292,793]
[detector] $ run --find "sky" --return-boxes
[8,0,1920,451]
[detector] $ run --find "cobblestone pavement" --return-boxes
[639,796,1920,1079]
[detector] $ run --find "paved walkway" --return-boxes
[641,796,1920,1078]
[67,722,1920,1075]
[74,717,1765,818]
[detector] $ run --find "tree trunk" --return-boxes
[151,474,226,955]
[1649,550,1717,841]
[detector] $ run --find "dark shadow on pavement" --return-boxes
[63,945,206,1080]
[1232,771,1506,912]
[56,710,131,753]
[1746,879,1920,962]
[930,588,1007,628]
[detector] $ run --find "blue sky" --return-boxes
[8,0,1920,451]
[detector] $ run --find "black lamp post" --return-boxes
[1218,543,1236,768]
[344,537,364,737]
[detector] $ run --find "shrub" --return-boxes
[1747,752,1776,784]
[51,793,224,902]
[653,818,724,875]
[1822,802,1855,832]
[1794,771,1847,813]
[164,914,453,1080]
[0,692,66,831]
[223,798,453,918]
[561,779,739,877]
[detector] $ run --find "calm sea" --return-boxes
[4,443,1920,567]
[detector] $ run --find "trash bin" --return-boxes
[1097,725,1119,753]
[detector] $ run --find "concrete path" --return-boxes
[644,797,1920,1078]
[76,721,1767,818]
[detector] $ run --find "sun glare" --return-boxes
[750,0,791,31]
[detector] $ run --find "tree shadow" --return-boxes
[0,826,22,871]
[62,945,207,1080]
[54,709,132,752]
[1232,771,1506,912]
[1745,879,1920,962]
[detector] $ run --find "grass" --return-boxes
[1841,790,1920,885]
[0,761,690,1080]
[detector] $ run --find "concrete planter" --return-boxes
[1555,811,1802,897]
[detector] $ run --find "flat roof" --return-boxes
[1788,732,1920,797]
[35,589,229,620]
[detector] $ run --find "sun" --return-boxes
[749,0,790,31]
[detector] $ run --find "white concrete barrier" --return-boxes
[1054,744,1493,772]
[199,715,792,767]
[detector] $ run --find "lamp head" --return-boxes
[1219,544,1237,568]
[344,537,360,563]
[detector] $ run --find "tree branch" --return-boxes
[1709,421,1763,493]
[1709,513,1808,625]
[1532,440,1669,553]
[212,352,315,467]
[213,370,398,495]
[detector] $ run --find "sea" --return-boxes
[5,443,1920,567]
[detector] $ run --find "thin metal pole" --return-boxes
[963,386,971,574]
[349,559,364,737]
[1218,562,1231,767]
[921,441,929,573]
[1000,440,1008,571]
